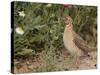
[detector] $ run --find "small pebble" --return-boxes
[65,68,69,71]
[94,64,97,67]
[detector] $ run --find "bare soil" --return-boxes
[13,49,97,73]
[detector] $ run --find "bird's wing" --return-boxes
[73,32,94,52]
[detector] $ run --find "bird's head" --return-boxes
[63,16,73,29]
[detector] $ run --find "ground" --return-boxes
[13,48,97,74]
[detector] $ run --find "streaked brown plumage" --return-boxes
[63,16,96,57]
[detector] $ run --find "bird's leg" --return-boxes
[70,55,80,69]
[74,56,80,67]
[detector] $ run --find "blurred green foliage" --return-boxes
[13,2,97,59]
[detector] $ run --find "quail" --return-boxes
[63,16,96,57]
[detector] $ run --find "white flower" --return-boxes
[18,11,25,17]
[15,27,24,35]
[46,4,52,7]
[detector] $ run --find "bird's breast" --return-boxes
[63,28,84,56]
[63,28,74,49]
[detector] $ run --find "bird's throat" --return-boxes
[65,25,73,32]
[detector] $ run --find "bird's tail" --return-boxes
[88,47,97,52]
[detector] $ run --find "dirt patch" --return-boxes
[13,49,97,73]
